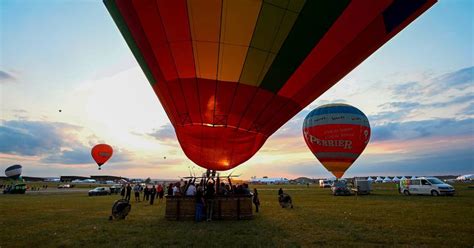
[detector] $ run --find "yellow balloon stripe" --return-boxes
[187,0,262,82]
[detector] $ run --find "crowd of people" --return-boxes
[120,183,165,205]
[0,184,47,191]
[118,179,261,222]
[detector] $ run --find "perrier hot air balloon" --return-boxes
[103,0,436,171]
[303,104,370,178]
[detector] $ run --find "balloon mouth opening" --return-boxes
[175,125,268,171]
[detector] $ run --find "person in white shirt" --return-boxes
[172,184,180,196]
[186,183,196,196]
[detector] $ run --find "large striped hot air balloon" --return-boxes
[5,164,22,180]
[303,104,370,178]
[104,0,435,171]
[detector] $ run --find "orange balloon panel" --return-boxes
[104,0,435,171]
[91,144,113,167]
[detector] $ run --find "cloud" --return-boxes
[390,81,422,99]
[461,102,474,115]
[379,101,421,110]
[370,118,474,142]
[368,111,409,124]
[0,120,79,156]
[431,66,474,92]
[0,119,131,165]
[41,146,92,164]
[350,146,474,176]
[0,70,16,82]
[147,124,177,142]
[41,146,132,165]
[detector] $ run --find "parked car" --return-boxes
[331,181,351,196]
[400,177,455,196]
[319,179,333,188]
[88,187,111,196]
[110,184,123,194]
[351,179,371,195]
[58,184,71,189]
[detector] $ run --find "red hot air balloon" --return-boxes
[91,144,113,170]
[303,104,370,178]
[103,0,435,171]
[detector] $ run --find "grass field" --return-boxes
[1,183,473,247]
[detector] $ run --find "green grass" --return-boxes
[1,183,473,247]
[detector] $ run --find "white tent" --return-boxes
[400,176,407,180]
[383,176,392,183]
[456,174,473,181]
[411,176,417,179]
[392,176,400,182]
[375,176,383,183]
[367,176,374,182]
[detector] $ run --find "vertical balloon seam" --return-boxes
[139,0,182,125]
[188,26,204,168]
[156,1,191,125]
[185,1,203,125]
[103,0,156,85]
[248,1,304,87]
[227,1,264,134]
[216,0,263,133]
[238,1,285,86]
[229,0,303,135]
[187,0,221,125]
[154,1,193,126]
[134,0,188,126]
[259,0,351,93]
[112,0,180,125]
[213,0,224,129]
[277,0,392,98]
[232,1,295,135]
[255,1,351,137]
[259,3,302,85]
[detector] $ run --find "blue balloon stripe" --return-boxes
[307,104,365,118]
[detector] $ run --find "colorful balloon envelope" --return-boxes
[91,144,113,170]
[5,164,22,180]
[104,0,435,171]
[303,104,370,178]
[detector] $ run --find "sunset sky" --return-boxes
[1,0,473,179]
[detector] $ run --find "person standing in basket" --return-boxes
[195,186,205,222]
[205,181,215,221]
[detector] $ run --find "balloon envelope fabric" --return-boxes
[104,0,435,171]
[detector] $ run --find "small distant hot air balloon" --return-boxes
[91,144,113,170]
[5,164,22,180]
[303,104,370,178]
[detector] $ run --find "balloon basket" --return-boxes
[165,195,254,221]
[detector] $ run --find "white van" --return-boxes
[319,179,333,188]
[400,177,455,196]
